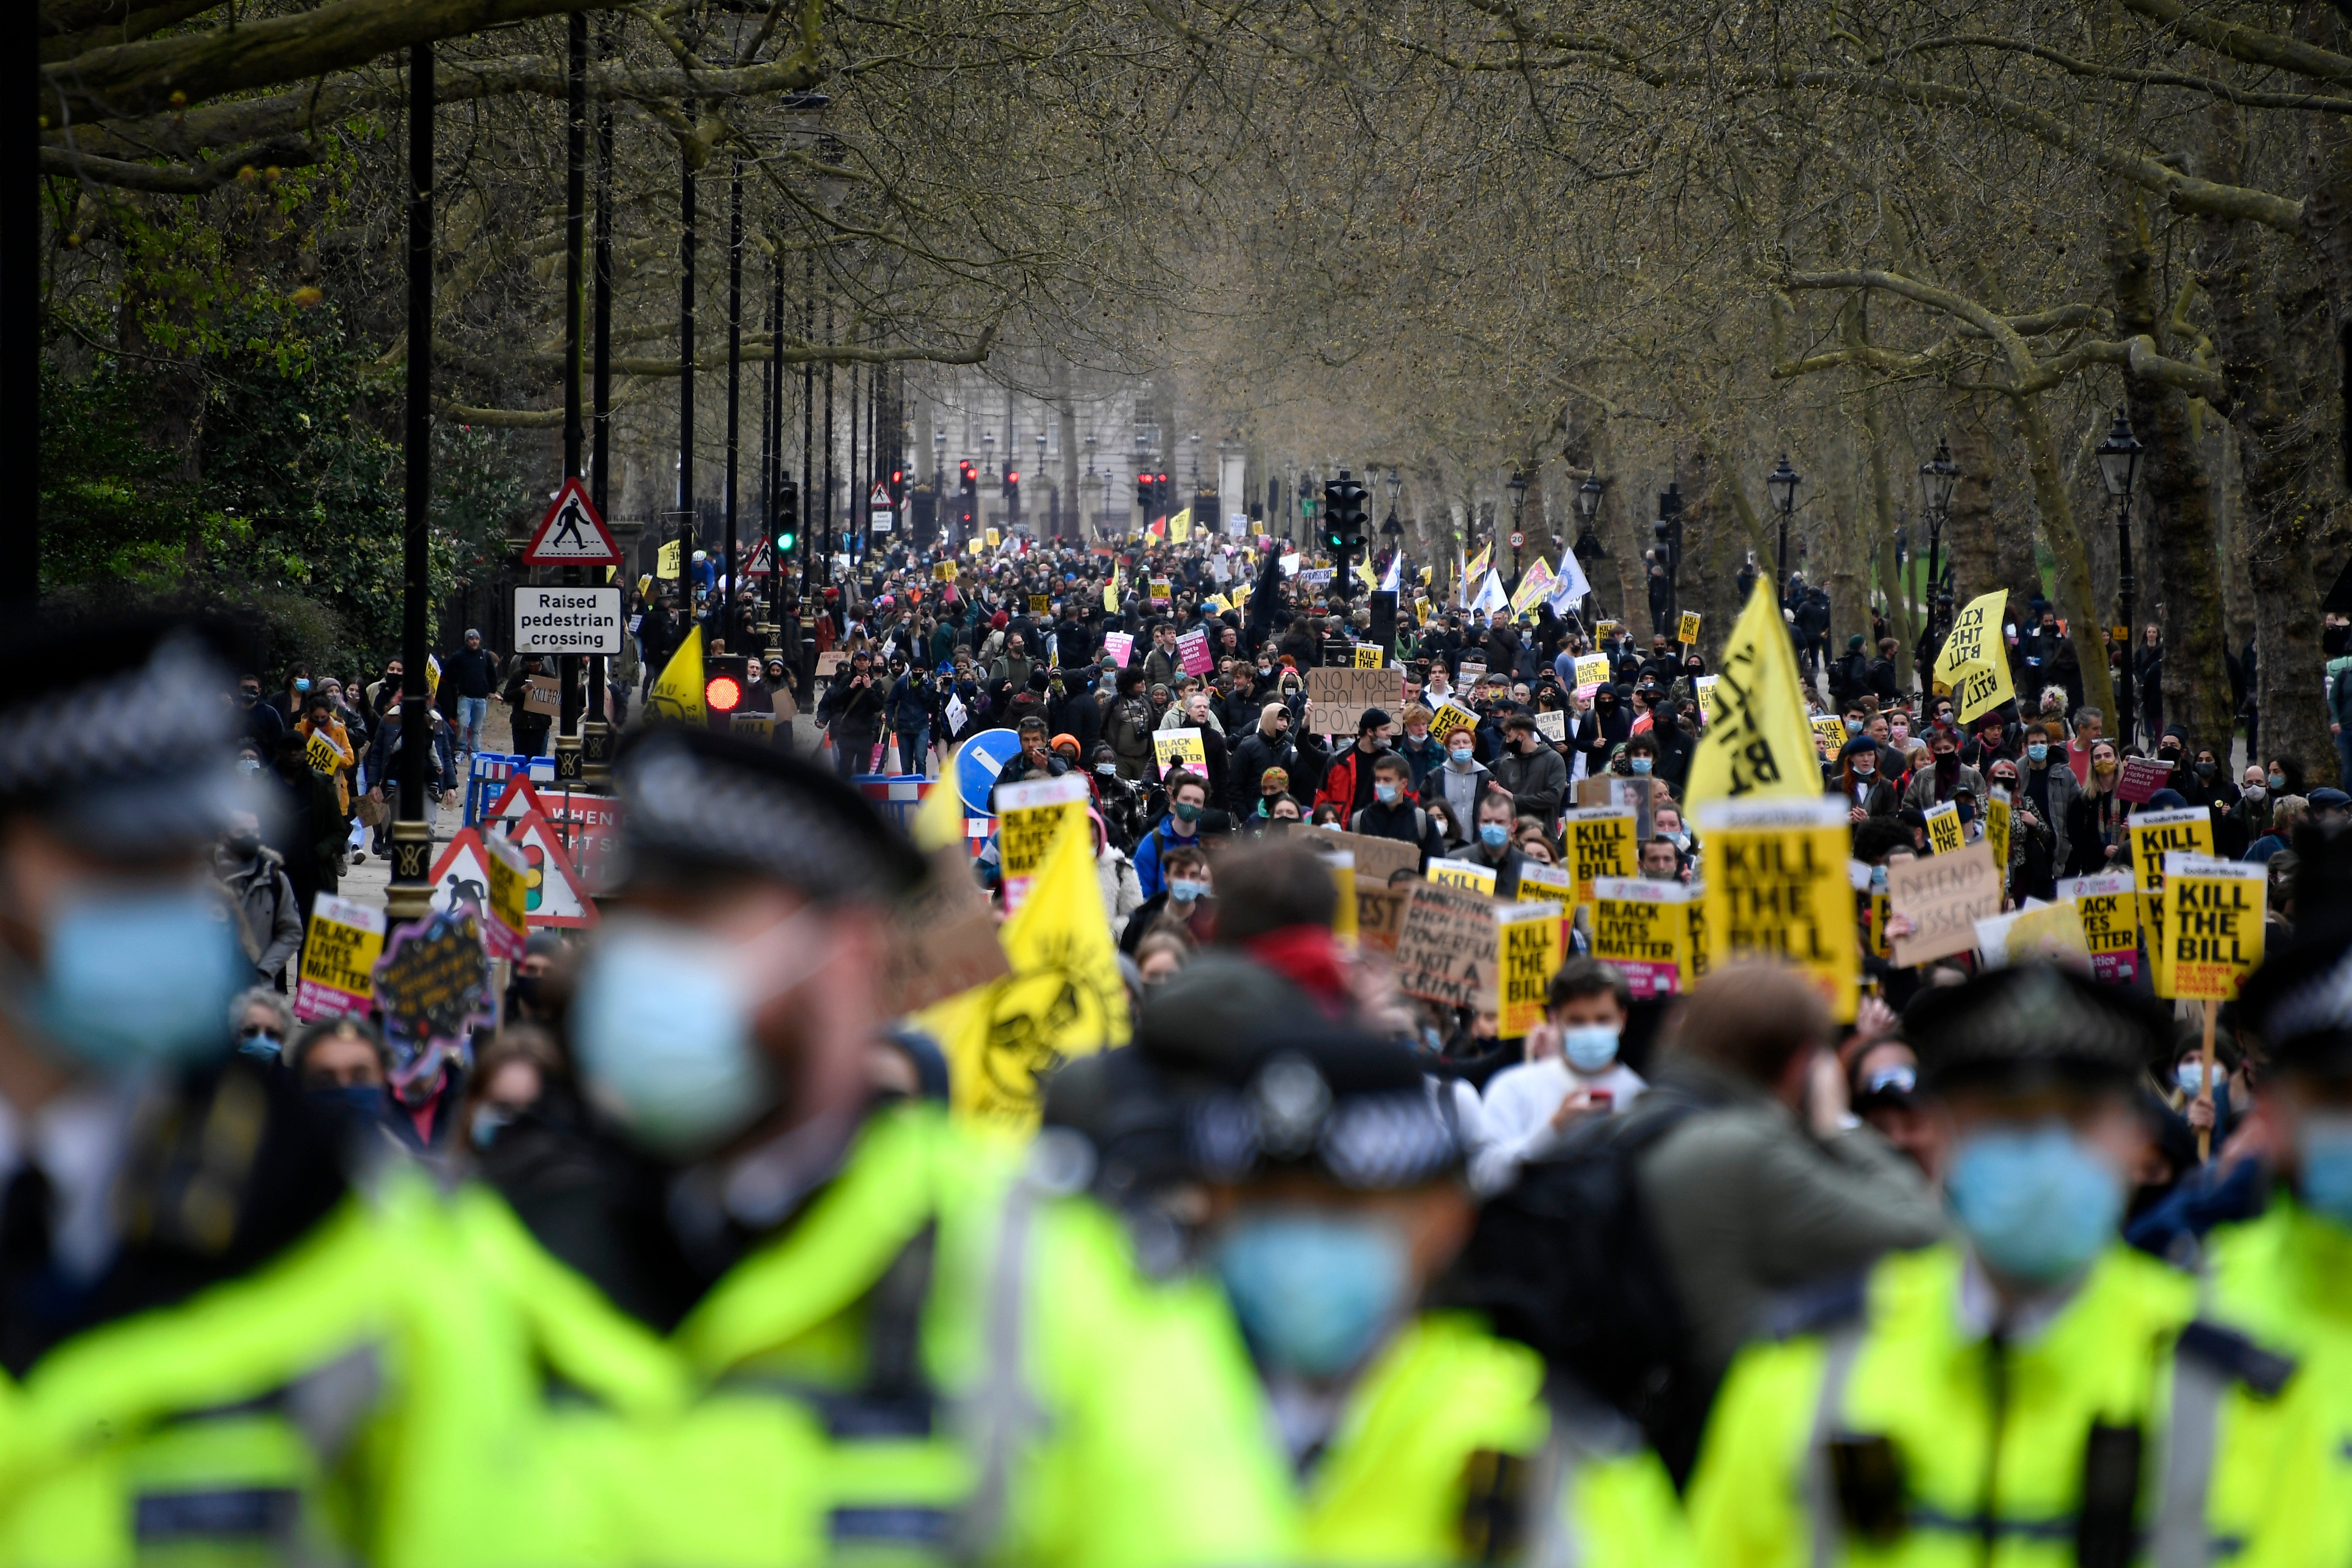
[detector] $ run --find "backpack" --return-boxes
[1110,697,1154,753]
[1433,1087,1714,1485]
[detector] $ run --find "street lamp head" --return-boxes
[1765,453,1802,515]
[1386,467,1401,501]
[2095,410,2142,499]
[933,429,947,449]
[1919,436,1960,516]
[1574,474,1603,523]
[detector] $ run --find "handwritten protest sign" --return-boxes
[373,910,493,1056]
[2116,756,2173,805]
[1922,800,1966,856]
[995,774,1089,915]
[1697,797,1857,1020]
[1355,876,1410,955]
[524,674,560,716]
[1499,902,1565,1036]
[1974,900,2092,971]
[1561,806,1637,903]
[1887,841,2002,966]
[1153,727,1208,773]
[1394,882,1500,1009]
[1176,628,1214,677]
[1591,877,1686,999]
[883,847,1012,1013]
[1427,857,1500,896]
[1305,667,1406,736]
[294,894,387,1023]
[1535,710,1567,743]
[2158,855,2267,1001]
[1327,829,1421,886]
[2059,872,2142,985]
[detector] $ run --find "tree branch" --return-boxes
[38,132,316,193]
[1895,32,2352,111]
[2118,0,2352,86]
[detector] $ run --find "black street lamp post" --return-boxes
[1915,436,1960,689]
[1652,483,1684,630]
[2096,411,2145,743]
[1765,454,1802,594]
[1506,469,1529,581]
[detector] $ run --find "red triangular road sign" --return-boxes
[523,477,621,565]
[426,829,495,921]
[868,482,892,509]
[485,773,549,828]
[507,808,600,928]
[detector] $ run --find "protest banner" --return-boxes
[934,561,957,582]
[1426,858,1499,896]
[294,894,387,1023]
[2128,806,2215,893]
[1305,666,1406,735]
[1591,877,1686,999]
[1327,829,1421,887]
[1677,611,1702,645]
[1810,716,1848,755]
[373,909,493,1059]
[985,528,1001,548]
[1102,631,1134,668]
[1932,589,2014,722]
[1596,620,1621,641]
[1886,841,2002,966]
[2059,872,2142,985]
[1459,660,1488,686]
[1353,643,1386,669]
[1685,581,1820,814]
[815,651,848,678]
[1696,674,1721,719]
[2115,756,2173,805]
[1696,796,1857,1019]
[1922,800,1966,856]
[1499,902,1565,1036]
[1029,593,1050,617]
[1153,727,1208,773]
[1535,710,1567,743]
[1393,882,1501,1009]
[994,774,1089,915]
[1974,900,2092,971]
[1429,700,1481,742]
[2159,855,2267,1002]
[1177,628,1214,677]
[882,848,1013,1013]
[1561,806,1637,903]
[1985,788,2012,882]
[1355,876,1410,955]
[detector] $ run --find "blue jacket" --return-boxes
[1132,817,1202,902]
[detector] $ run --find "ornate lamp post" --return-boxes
[1764,453,1802,592]
[2095,411,2145,741]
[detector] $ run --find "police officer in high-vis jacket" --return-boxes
[1687,964,2299,1568]
[545,725,1288,1567]
[0,616,681,1566]
[1172,1022,1692,1568]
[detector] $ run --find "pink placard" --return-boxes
[1102,632,1134,668]
[1177,628,1214,677]
[2090,947,2140,987]
[1604,957,1680,1000]
[2115,755,2172,803]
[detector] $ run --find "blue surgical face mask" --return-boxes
[1169,878,1209,904]
[1375,782,1401,806]
[18,885,245,1072]
[2270,773,2287,791]
[2027,743,2048,763]
[309,1083,389,1123]
[1562,1024,1620,1074]
[237,1026,284,1060]
[2175,1061,2210,1095]
[1449,745,1474,764]
[1478,822,1511,849]
[1945,1122,2124,1285]
[2296,1115,2352,1229]
[1213,1209,1410,1379]
[572,916,813,1160]
[1629,757,1653,776]
[293,678,311,693]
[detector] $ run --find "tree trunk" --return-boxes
[2008,393,2118,719]
[2109,197,2236,755]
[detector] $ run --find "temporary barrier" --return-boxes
[466,751,557,825]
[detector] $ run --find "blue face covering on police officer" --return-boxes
[1944,1122,2125,1284]
[1213,1209,1410,1379]
[21,885,245,1071]
[572,909,825,1161]
[2297,1115,2352,1229]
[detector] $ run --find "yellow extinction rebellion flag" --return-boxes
[1935,589,2014,723]
[646,626,707,724]
[1682,578,1822,816]
[919,808,1130,1134]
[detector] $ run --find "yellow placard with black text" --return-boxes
[1696,797,1857,1022]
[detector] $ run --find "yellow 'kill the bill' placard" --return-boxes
[1696,796,1857,1022]
[2156,854,2266,1001]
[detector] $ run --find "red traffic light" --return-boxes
[704,675,743,713]
[1006,470,1020,485]
[1138,471,1151,484]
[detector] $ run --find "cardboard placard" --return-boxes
[1499,901,1565,1037]
[1590,877,1686,999]
[1886,841,2002,966]
[883,847,1013,1013]
[2158,855,2267,1001]
[1393,881,1501,1010]
[1535,710,1567,743]
[1427,857,1500,896]
[2059,872,2141,986]
[816,651,848,678]
[1355,875,1411,955]
[1327,828,1422,887]
[1561,807,1638,904]
[1177,628,1214,677]
[1696,797,1857,1020]
[293,893,388,1023]
[2116,755,2173,804]
[1305,667,1407,737]
[523,674,561,717]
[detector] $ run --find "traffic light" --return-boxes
[1156,473,1172,521]
[1136,471,1153,517]
[959,461,979,530]
[1323,469,1369,564]
[774,477,798,553]
[889,468,904,504]
[703,654,749,730]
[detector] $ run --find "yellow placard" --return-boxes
[2159,857,2267,1001]
[1499,903,1565,1037]
[1985,789,2012,879]
[305,729,343,776]
[294,894,387,1022]
[1810,716,1848,754]
[1677,611,1702,645]
[1933,589,2014,724]
[1683,883,1709,990]
[994,776,1090,914]
[1029,594,1050,616]
[2060,872,2143,986]
[967,538,984,556]
[1427,858,1499,896]
[486,842,528,949]
[1596,620,1621,642]
[1868,890,1890,959]
[1561,807,1637,904]
[1251,521,1266,536]
[1697,798,1857,1022]
[1573,653,1611,690]
[2128,807,2216,894]
[1149,579,1173,604]
[1429,701,1481,741]
[1353,643,1385,669]
[985,528,1001,548]
[934,561,957,582]
[1924,801,1965,856]
[656,538,683,579]
[1152,728,1208,772]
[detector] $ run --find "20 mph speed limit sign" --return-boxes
[514,586,623,653]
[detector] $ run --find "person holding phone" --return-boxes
[1461,959,1648,1194]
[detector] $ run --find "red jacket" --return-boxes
[1313,744,1380,816]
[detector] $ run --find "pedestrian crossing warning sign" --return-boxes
[523,477,622,565]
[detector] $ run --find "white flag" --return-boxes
[1469,569,1509,616]
[1379,552,1401,593]
[1548,551,1592,610]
